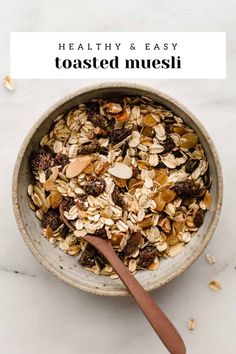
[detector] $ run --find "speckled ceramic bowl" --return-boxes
[12,83,223,296]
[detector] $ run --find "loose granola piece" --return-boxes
[123,232,142,256]
[78,140,100,154]
[42,210,61,231]
[31,150,53,170]
[205,254,216,264]
[173,180,200,199]
[3,75,15,91]
[138,246,157,268]
[188,319,196,331]
[110,128,131,144]
[112,185,125,208]
[84,176,106,196]
[209,280,222,291]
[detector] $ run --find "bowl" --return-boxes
[12,83,223,296]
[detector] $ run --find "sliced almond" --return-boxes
[168,242,185,257]
[203,190,212,210]
[66,156,93,178]
[108,162,132,179]
[43,166,59,191]
[103,102,122,113]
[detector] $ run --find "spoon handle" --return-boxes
[85,236,186,354]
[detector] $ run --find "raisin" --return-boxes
[155,162,166,169]
[121,141,129,158]
[84,176,106,196]
[78,140,100,154]
[99,147,109,156]
[54,153,69,168]
[163,136,175,153]
[203,170,211,189]
[123,232,142,256]
[132,167,139,178]
[76,194,87,211]
[79,244,96,267]
[61,197,74,212]
[185,159,200,174]
[86,101,100,116]
[138,246,157,268]
[112,185,124,208]
[172,150,183,158]
[93,226,107,239]
[42,210,61,231]
[173,180,200,199]
[194,210,204,227]
[31,150,53,170]
[60,225,69,238]
[110,128,131,144]
[90,114,115,131]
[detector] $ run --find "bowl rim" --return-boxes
[12,82,223,296]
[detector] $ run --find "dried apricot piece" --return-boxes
[154,193,166,212]
[161,188,176,203]
[138,217,153,229]
[154,168,168,185]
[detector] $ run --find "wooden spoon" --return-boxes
[59,204,186,354]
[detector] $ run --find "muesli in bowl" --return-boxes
[28,95,212,277]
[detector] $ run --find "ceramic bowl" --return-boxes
[12,83,223,296]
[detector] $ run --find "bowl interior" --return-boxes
[13,84,222,296]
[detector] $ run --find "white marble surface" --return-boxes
[0,1,236,353]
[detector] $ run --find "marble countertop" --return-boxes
[0,1,236,353]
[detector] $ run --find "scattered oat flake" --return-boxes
[209,280,222,291]
[188,319,196,331]
[205,254,216,264]
[3,76,15,91]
